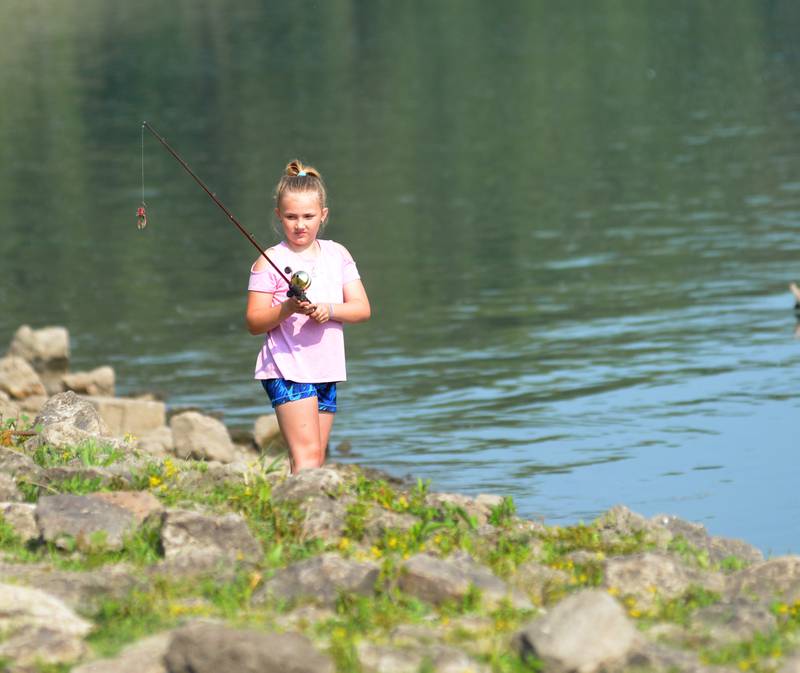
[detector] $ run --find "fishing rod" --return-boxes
[139,121,311,302]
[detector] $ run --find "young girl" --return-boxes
[245,160,370,472]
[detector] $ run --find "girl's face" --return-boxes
[276,191,328,252]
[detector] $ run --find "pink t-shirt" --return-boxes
[248,239,361,383]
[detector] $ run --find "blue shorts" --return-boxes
[261,379,337,413]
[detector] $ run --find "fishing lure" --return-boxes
[136,204,147,230]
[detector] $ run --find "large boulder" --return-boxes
[726,556,800,604]
[73,632,171,673]
[513,589,639,673]
[7,325,70,394]
[163,622,335,673]
[253,414,282,450]
[0,355,46,399]
[170,411,235,463]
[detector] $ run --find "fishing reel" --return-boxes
[286,270,312,303]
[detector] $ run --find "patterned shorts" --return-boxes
[261,379,337,413]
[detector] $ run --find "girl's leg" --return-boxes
[274,397,323,472]
[791,282,800,303]
[318,411,335,462]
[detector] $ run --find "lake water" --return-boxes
[1,1,799,555]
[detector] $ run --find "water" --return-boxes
[2,1,800,555]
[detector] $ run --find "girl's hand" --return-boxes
[284,297,316,316]
[308,303,332,324]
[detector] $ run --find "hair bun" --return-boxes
[285,159,321,180]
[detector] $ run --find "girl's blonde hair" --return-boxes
[274,159,328,211]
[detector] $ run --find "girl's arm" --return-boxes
[308,279,371,324]
[246,291,311,335]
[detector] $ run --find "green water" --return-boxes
[2,1,800,553]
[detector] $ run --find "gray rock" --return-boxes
[780,655,800,673]
[170,411,235,463]
[0,561,143,613]
[36,493,138,551]
[271,467,345,503]
[425,492,490,526]
[297,495,350,542]
[84,395,167,438]
[137,426,174,458]
[7,325,70,394]
[399,551,530,609]
[0,473,22,501]
[513,589,638,673]
[626,640,729,673]
[508,560,571,604]
[690,599,777,645]
[0,355,46,399]
[357,641,489,673]
[62,366,115,397]
[0,582,92,637]
[91,490,163,524]
[0,503,38,542]
[362,506,418,540]
[72,631,171,673]
[24,391,125,452]
[253,414,281,450]
[159,509,262,565]
[0,625,87,667]
[163,622,335,673]
[603,552,726,608]
[726,556,800,604]
[0,391,21,423]
[595,504,672,548]
[0,447,43,481]
[254,552,379,606]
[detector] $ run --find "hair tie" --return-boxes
[297,170,307,177]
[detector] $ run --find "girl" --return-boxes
[245,160,370,472]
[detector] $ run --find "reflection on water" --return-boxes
[1,1,800,554]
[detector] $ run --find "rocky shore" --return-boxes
[1,325,800,673]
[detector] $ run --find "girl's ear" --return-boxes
[321,206,329,224]
[274,206,282,219]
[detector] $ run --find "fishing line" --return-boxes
[138,121,311,301]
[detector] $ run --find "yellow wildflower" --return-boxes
[388,537,397,549]
[371,546,382,559]
[149,475,162,488]
[338,537,351,551]
[249,571,262,590]
[607,586,620,596]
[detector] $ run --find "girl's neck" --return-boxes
[284,239,320,256]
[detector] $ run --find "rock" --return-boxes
[689,599,777,645]
[603,552,726,608]
[595,504,673,548]
[0,625,87,667]
[84,395,167,437]
[7,325,70,394]
[0,447,43,481]
[0,582,92,637]
[357,641,489,673]
[425,492,490,525]
[0,473,22,501]
[726,556,800,604]
[513,589,638,673]
[508,560,571,604]
[0,503,38,542]
[170,411,235,463]
[92,490,163,523]
[63,366,115,397]
[36,493,138,551]
[399,551,530,609]
[626,640,727,673]
[253,414,281,450]
[163,622,335,673]
[780,656,800,673]
[136,426,174,457]
[0,391,21,423]
[17,393,48,414]
[72,632,172,673]
[362,506,418,540]
[0,355,46,399]
[24,391,123,451]
[254,552,379,606]
[297,496,350,542]
[271,467,345,503]
[159,509,262,565]
[0,561,143,613]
